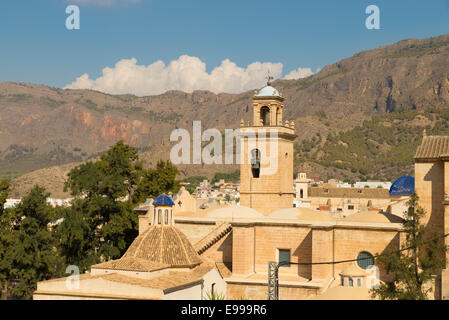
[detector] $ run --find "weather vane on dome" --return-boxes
[266,71,273,86]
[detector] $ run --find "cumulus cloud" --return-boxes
[283,67,315,80]
[65,55,286,96]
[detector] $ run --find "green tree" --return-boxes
[64,140,142,201]
[371,193,447,300]
[56,199,99,273]
[0,180,11,215]
[62,141,181,265]
[64,141,142,261]
[133,160,180,204]
[0,185,61,299]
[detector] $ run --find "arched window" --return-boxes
[357,279,361,287]
[165,209,169,225]
[260,107,270,126]
[158,209,162,225]
[251,149,260,178]
[357,251,374,270]
[349,278,353,287]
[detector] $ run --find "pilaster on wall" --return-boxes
[311,227,334,280]
[232,225,255,276]
[441,161,449,299]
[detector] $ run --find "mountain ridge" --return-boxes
[3,34,449,197]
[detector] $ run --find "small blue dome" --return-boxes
[389,175,415,195]
[153,194,175,206]
[256,85,280,97]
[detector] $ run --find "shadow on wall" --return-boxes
[294,230,312,279]
[423,162,445,235]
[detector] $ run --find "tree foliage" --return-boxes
[0,179,10,215]
[0,185,61,299]
[133,160,180,204]
[371,193,447,300]
[62,141,179,266]
[0,141,181,299]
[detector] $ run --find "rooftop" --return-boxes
[415,135,449,160]
[389,175,414,195]
[255,85,280,97]
[122,225,202,268]
[153,194,175,206]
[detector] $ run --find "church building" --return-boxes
[34,82,448,300]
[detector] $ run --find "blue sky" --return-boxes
[0,0,448,95]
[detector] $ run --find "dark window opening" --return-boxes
[251,149,261,178]
[260,107,270,126]
[279,249,291,267]
[300,189,304,199]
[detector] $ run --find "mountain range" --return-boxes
[3,34,449,197]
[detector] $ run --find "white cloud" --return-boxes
[283,67,315,80]
[65,55,286,96]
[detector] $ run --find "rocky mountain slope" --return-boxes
[2,34,449,196]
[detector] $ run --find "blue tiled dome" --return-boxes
[389,175,415,195]
[153,194,175,206]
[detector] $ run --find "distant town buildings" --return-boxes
[4,197,73,209]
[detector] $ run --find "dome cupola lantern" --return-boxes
[152,194,175,226]
[251,73,285,127]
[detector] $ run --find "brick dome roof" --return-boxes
[122,225,202,268]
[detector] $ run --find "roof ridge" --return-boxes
[160,226,164,263]
[195,222,232,254]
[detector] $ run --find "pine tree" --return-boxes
[0,185,61,299]
[371,193,447,300]
[63,141,180,262]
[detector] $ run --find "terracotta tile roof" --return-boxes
[100,264,213,291]
[309,187,390,199]
[194,222,232,254]
[414,135,449,160]
[122,225,202,268]
[92,257,169,272]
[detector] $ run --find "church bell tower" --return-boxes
[239,78,297,215]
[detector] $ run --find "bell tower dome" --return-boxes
[239,79,297,215]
